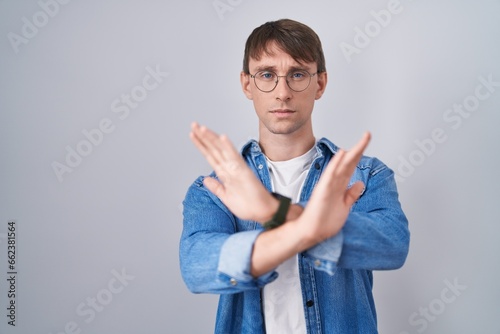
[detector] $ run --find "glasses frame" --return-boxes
[249,70,319,93]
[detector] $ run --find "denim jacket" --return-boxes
[180,138,410,334]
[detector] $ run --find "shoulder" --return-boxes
[357,155,390,177]
[317,137,393,183]
[184,173,222,207]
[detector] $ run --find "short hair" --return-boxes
[243,19,326,74]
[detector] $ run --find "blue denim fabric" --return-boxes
[180,138,410,334]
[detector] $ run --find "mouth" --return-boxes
[270,109,295,117]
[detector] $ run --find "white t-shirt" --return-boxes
[262,145,317,334]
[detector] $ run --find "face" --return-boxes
[241,42,327,139]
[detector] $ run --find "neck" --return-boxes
[258,126,316,161]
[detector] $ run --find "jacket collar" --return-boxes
[241,137,340,158]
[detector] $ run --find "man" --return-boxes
[180,19,409,333]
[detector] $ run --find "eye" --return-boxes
[290,71,307,80]
[257,71,276,80]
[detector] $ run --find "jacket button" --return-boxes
[306,300,314,307]
[230,278,237,286]
[314,259,321,267]
[314,163,320,170]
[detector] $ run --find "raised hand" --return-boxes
[297,132,371,245]
[190,122,278,222]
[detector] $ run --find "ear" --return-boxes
[240,71,253,100]
[315,71,328,100]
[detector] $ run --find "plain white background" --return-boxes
[1,0,499,333]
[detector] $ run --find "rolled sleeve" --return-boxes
[303,231,343,276]
[217,229,278,288]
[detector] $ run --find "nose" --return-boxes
[274,76,292,101]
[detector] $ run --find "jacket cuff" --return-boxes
[217,229,278,288]
[303,231,343,276]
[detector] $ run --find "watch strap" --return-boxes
[263,192,291,230]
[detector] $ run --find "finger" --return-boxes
[344,132,371,165]
[199,128,239,171]
[352,131,371,153]
[193,124,245,175]
[194,124,222,146]
[344,181,365,207]
[189,130,221,170]
[192,123,226,163]
[324,149,346,174]
[317,150,348,190]
[319,132,369,195]
[332,132,371,177]
[200,129,241,165]
[190,122,211,156]
[203,176,226,199]
[219,134,241,159]
[191,123,223,156]
[189,125,209,156]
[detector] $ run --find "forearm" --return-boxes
[251,219,307,277]
[250,203,306,277]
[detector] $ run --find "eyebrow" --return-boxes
[253,65,312,73]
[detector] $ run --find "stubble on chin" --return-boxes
[261,119,305,136]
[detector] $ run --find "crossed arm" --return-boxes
[189,122,371,277]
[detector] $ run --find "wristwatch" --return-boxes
[262,192,291,230]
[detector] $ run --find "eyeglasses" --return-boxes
[249,70,318,93]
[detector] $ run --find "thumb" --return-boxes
[344,181,365,207]
[203,176,225,199]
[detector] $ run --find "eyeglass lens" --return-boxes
[253,70,314,92]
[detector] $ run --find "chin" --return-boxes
[267,125,301,136]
